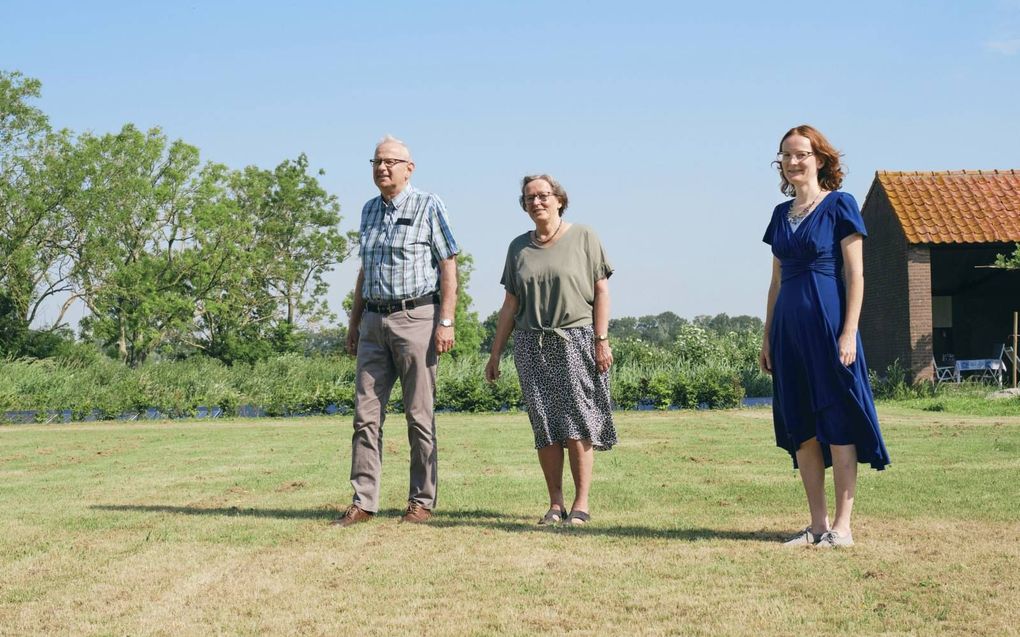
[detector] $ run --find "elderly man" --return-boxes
[334,135,459,527]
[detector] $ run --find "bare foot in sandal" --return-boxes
[566,510,590,525]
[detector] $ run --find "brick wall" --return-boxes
[860,181,916,378]
[906,245,934,380]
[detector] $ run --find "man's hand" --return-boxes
[435,325,455,354]
[346,323,360,356]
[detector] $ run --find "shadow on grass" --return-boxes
[91,504,779,542]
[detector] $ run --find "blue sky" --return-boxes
[5,0,1019,326]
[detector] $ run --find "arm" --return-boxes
[485,291,520,382]
[346,269,366,356]
[593,278,613,373]
[838,234,865,366]
[435,255,458,355]
[759,257,781,374]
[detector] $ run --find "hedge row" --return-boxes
[0,353,771,422]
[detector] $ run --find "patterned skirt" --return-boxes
[513,326,617,451]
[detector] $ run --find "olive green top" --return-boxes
[500,224,613,333]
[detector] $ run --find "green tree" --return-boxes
[994,244,1020,269]
[450,252,483,358]
[66,125,227,366]
[0,71,79,347]
[195,154,354,363]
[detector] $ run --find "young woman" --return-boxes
[760,125,891,548]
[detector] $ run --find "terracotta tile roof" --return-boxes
[872,170,1020,244]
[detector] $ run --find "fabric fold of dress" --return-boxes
[763,192,891,471]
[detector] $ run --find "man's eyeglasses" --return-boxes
[524,193,556,204]
[369,158,410,168]
[776,151,814,163]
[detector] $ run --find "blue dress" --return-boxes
[763,192,891,471]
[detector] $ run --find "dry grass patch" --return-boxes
[0,407,1017,636]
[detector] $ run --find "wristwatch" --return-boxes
[595,334,609,342]
[439,318,454,327]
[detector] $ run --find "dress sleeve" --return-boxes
[762,204,783,245]
[835,192,868,240]
[588,228,614,281]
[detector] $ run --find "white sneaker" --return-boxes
[782,526,822,547]
[815,530,854,548]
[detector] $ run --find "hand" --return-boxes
[484,356,501,383]
[759,339,772,375]
[595,340,613,374]
[838,331,857,366]
[435,325,455,355]
[346,323,360,356]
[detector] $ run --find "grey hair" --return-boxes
[519,174,569,216]
[375,134,412,160]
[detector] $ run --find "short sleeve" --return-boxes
[588,228,613,281]
[834,192,867,240]
[762,203,783,246]
[428,195,460,262]
[499,244,517,296]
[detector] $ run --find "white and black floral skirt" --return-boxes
[513,326,617,451]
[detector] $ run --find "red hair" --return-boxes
[776,124,845,196]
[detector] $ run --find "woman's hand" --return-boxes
[595,340,613,374]
[838,331,857,366]
[484,355,501,383]
[759,338,772,375]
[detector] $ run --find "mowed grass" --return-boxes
[1,407,1018,636]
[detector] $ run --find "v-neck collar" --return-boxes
[786,192,834,237]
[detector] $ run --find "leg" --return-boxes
[565,438,594,514]
[536,443,566,512]
[390,304,440,509]
[349,312,396,513]
[830,443,858,536]
[795,437,830,534]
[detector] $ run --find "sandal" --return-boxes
[566,510,590,525]
[537,507,566,526]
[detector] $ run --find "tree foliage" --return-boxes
[0,71,80,348]
[1,72,356,365]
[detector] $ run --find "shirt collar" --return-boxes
[382,184,413,210]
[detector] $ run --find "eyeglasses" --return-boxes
[776,151,814,163]
[369,158,410,168]
[524,192,556,204]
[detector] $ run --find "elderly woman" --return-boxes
[485,174,617,526]
[760,125,891,548]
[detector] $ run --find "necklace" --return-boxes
[787,191,823,224]
[532,219,563,245]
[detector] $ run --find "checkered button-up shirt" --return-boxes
[359,184,460,301]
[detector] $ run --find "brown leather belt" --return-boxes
[364,292,439,315]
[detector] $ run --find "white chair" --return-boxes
[933,357,956,385]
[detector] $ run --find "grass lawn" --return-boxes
[1,406,1018,636]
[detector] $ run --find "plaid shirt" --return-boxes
[359,184,460,301]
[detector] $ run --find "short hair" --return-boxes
[519,174,569,216]
[375,134,412,161]
[775,124,845,196]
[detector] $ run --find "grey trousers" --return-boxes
[349,302,439,512]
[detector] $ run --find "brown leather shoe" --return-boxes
[399,501,432,524]
[330,505,374,527]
